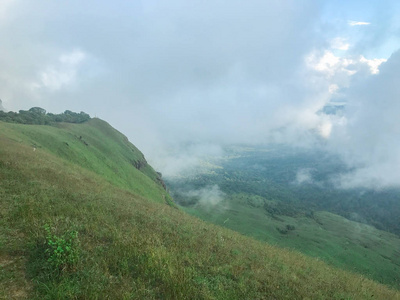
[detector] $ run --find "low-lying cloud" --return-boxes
[1,1,400,189]
[294,168,315,185]
[328,50,400,189]
[181,185,226,208]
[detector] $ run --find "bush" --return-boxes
[44,224,80,274]
[286,224,296,231]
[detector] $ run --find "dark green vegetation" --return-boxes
[171,146,400,236]
[0,107,91,125]
[1,119,399,299]
[169,146,400,288]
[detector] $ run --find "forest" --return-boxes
[168,145,400,236]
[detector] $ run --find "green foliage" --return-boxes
[0,107,90,125]
[29,107,47,115]
[286,224,296,231]
[44,224,79,274]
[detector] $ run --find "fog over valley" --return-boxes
[1,0,400,188]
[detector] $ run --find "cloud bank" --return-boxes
[1,1,400,188]
[328,50,400,188]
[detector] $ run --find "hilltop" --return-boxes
[0,112,399,299]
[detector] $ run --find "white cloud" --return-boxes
[306,50,386,94]
[184,185,226,208]
[331,37,350,51]
[328,50,400,188]
[314,51,341,72]
[348,21,371,26]
[328,84,339,94]
[306,50,356,78]
[293,168,316,185]
[318,121,333,138]
[32,49,86,91]
[150,143,223,178]
[359,55,387,74]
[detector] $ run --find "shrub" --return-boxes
[286,224,296,231]
[44,224,80,274]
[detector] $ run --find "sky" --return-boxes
[1,0,400,188]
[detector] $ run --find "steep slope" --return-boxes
[1,118,170,204]
[0,120,399,299]
[184,199,400,288]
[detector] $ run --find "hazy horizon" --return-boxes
[1,0,400,188]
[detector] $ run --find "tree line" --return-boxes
[0,107,91,125]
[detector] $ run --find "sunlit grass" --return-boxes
[1,120,399,299]
[184,194,400,288]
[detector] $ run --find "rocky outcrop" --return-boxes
[156,172,167,190]
[132,158,147,170]
[131,158,167,190]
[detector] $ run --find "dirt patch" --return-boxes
[0,255,15,267]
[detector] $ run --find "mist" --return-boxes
[1,1,400,188]
[184,185,226,209]
[328,50,400,189]
[294,168,316,185]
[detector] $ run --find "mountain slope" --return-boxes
[183,198,400,288]
[0,120,399,299]
[2,118,170,204]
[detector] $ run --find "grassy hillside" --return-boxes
[1,118,170,204]
[183,196,400,288]
[1,120,399,299]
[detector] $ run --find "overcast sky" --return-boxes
[1,0,400,188]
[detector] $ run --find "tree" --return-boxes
[29,107,47,115]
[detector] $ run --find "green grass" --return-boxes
[2,119,169,204]
[1,120,399,299]
[183,194,400,288]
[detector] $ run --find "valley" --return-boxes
[167,145,400,287]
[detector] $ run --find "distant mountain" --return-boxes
[0,111,398,299]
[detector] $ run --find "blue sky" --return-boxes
[1,0,400,187]
[320,0,400,58]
